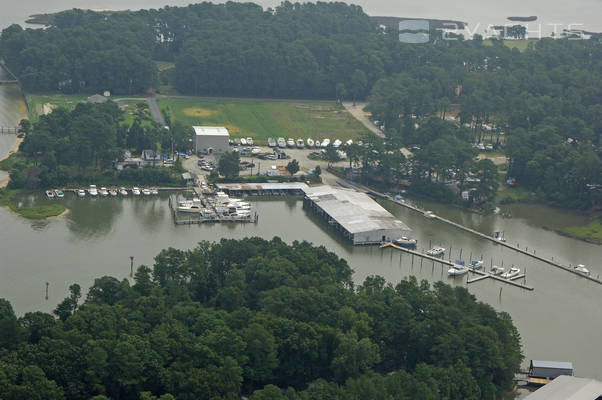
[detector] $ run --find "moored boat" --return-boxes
[501,266,521,279]
[151,187,159,195]
[45,190,55,199]
[448,260,469,276]
[142,188,151,196]
[575,264,590,275]
[99,187,109,197]
[88,185,98,197]
[307,138,314,148]
[132,187,141,196]
[490,265,505,275]
[394,237,417,248]
[470,260,484,270]
[109,189,118,197]
[426,247,445,256]
[54,189,64,198]
[119,187,128,196]
[77,189,86,198]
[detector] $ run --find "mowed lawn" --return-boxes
[158,97,371,145]
[26,94,90,122]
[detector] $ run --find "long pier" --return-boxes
[0,126,18,134]
[344,180,601,286]
[380,242,535,291]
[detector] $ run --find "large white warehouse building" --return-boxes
[193,126,230,155]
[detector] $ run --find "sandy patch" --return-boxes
[43,103,56,115]
[182,107,216,118]
[0,136,24,188]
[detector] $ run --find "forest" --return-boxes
[0,2,600,207]
[0,238,523,399]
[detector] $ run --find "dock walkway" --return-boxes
[381,242,534,291]
[349,181,601,286]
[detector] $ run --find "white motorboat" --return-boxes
[306,138,314,148]
[277,137,286,148]
[296,139,304,148]
[142,188,151,196]
[151,187,159,195]
[426,247,445,256]
[501,267,521,279]
[132,187,141,196]
[99,187,109,197]
[88,185,98,197]
[240,138,247,146]
[109,189,118,197]
[470,260,484,270]
[321,138,330,147]
[346,139,353,145]
[77,189,86,198]
[394,237,417,248]
[268,138,277,147]
[45,190,55,199]
[490,265,505,275]
[287,138,295,148]
[246,137,254,146]
[314,140,321,148]
[119,187,128,196]
[333,139,342,148]
[177,200,202,213]
[251,147,260,155]
[54,189,64,198]
[575,264,590,275]
[423,210,437,219]
[448,261,469,276]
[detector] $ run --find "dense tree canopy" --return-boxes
[0,238,523,399]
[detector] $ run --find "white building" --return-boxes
[193,126,229,155]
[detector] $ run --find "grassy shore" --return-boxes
[158,97,371,144]
[560,219,602,245]
[0,188,67,219]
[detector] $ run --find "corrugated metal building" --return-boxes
[530,360,574,379]
[303,186,411,245]
[194,126,229,155]
[525,375,602,400]
[216,182,309,196]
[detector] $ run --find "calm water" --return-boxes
[1,0,601,36]
[0,192,600,378]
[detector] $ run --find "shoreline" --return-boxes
[0,136,23,188]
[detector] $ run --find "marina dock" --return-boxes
[168,193,258,225]
[342,180,601,286]
[380,242,535,291]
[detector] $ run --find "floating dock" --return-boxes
[168,194,258,225]
[380,242,534,291]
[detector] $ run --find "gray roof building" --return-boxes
[525,375,602,400]
[303,185,411,245]
[87,94,108,104]
[530,360,574,379]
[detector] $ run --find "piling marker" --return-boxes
[130,256,134,277]
[45,282,49,300]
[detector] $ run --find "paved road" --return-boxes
[147,97,166,126]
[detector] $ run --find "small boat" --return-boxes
[296,139,304,148]
[287,138,295,148]
[394,237,417,248]
[132,187,141,196]
[307,138,314,148]
[268,138,277,147]
[426,247,445,256]
[251,148,260,155]
[177,200,202,213]
[151,187,159,195]
[246,137,254,146]
[333,139,342,148]
[470,260,484,270]
[142,188,151,196]
[490,265,505,275]
[99,187,109,197]
[314,140,321,148]
[448,261,469,276]
[321,138,330,147]
[119,187,128,196]
[501,266,521,279]
[45,190,55,199]
[346,139,353,146]
[423,210,437,219]
[77,189,86,198]
[240,138,247,146]
[109,189,118,197]
[575,264,590,275]
[54,189,64,198]
[277,137,286,148]
[88,185,98,197]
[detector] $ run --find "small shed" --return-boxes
[529,360,574,379]
[88,94,108,104]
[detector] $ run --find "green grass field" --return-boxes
[561,219,602,245]
[158,98,371,145]
[26,93,90,122]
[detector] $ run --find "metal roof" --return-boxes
[216,182,309,191]
[525,376,602,400]
[531,360,574,370]
[303,186,411,234]
[193,126,230,137]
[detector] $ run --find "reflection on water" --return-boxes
[0,192,601,379]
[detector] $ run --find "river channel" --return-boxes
[0,192,600,379]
